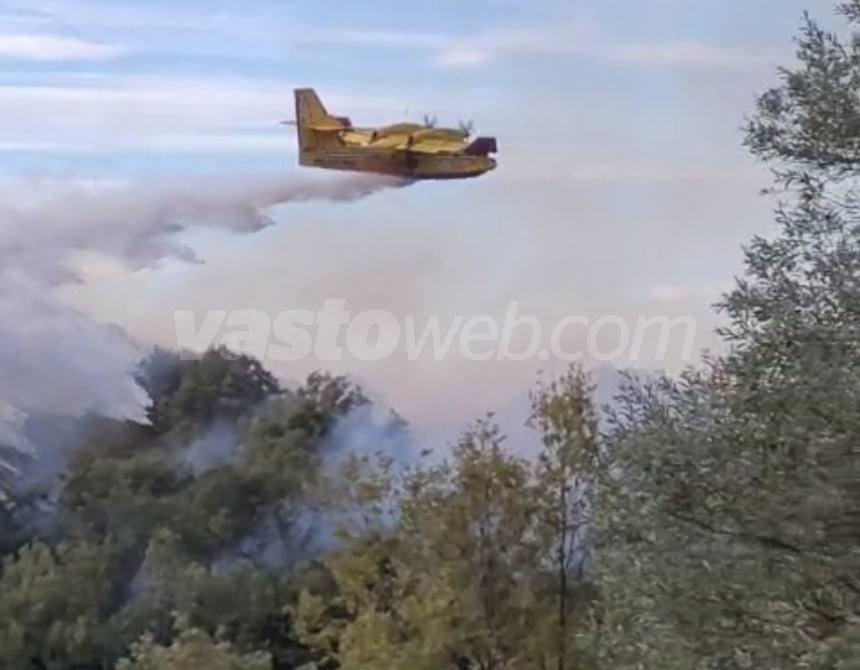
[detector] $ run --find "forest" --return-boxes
[1,2,859,668]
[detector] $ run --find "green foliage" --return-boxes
[746,17,860,180]
[296,408,601,670]
[530,369,600,670]
[0,541,115,669]
[584,3,860,666]
[115,530,296,664]
[117,625,271,670]
[136,347,281,435]
[0,359,367,669]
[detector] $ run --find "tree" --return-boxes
[0,350,377,669]
[296,401,606,670]
[529,368,600,670]
[587,2,860,666]
[746,1,860,184]
[117,625,271,670]
[0,541,115,669]
[296,418,547,670]
[136,347,281,436]
[115,530,302,668]
[135,348,184,431]
[287,371,368,439]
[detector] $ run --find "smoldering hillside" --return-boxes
[0,342,416,668]
[0,165,417,668]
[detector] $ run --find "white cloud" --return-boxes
[2,0,204,30]
[434,46,492,68]
[647,283,730,303]
[605,42,773,68]
[494,147,769,184]
[0,77,407,155]
[327,23,771,71]
[324,28,447,50]
[435,35,769,69]
[0,133,293,154]
[0,4,770,71]
[0,33,122,60]
[315,23,588,69]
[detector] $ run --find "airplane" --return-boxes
[287,88,497,180]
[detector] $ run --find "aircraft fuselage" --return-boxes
[292,88,498,181]
[299,148,497,180]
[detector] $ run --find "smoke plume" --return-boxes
[0,172,408,455]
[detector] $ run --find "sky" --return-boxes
[0,0,847,442]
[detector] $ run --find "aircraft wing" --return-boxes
[408,137,498,155]
[368,134,463,153]
[369,134,411,150]
[407,138,469,155]
[357,128,497,156]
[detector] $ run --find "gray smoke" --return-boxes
[0,173,408,458]
[0,173,407,280]
[209,404,416,573]
[321,403,416,468]
[179,421,240,476]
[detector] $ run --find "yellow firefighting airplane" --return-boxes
[288,88,498,180]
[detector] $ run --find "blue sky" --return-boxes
[0,0,847,436]
[0,0,839,173]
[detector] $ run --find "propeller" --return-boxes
[422,113,438,128]
[458,118,475,137]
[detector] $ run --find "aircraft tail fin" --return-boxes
[294,88,347,156]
